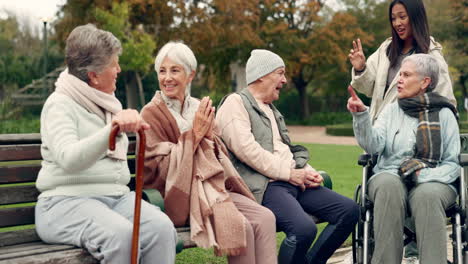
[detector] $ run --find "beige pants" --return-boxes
[228,192,278,264]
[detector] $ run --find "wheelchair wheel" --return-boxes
[352,184,361,264]
[352,184,374,264]
[451,212,467,264]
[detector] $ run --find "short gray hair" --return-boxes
[65,24,122,83]
[402,54,439,92]
[154,41,197,95]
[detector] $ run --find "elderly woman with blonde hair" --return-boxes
[34,24,177,264]
[141,41,277,264]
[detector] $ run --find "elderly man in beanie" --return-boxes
[216,49,359,264]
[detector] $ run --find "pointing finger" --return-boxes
[353,40,357,51]
[348,85,359,100]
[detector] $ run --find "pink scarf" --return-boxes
[55,69,127,160]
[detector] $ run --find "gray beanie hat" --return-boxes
[246,49,285,85]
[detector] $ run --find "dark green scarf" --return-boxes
[397,92,457,188]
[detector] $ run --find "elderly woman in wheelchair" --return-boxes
[347,53,461,264]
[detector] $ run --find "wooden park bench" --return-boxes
[0,133,195,263]
[0,132,334,263]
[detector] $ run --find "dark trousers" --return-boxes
[262,181,359,264]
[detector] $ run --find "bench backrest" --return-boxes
[0,133,137,247]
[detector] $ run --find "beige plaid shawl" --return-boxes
[141,93,256,256]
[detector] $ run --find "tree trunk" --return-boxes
[460,73,467,121]
[124,71,139,109]
[135,72,145,107]
[460,73,467,99]
[293,75,310,120]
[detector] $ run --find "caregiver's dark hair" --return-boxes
[387,0,430,67]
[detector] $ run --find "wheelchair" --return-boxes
[351,135,468,264]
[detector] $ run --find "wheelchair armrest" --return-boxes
[142,188,165,212]
[358,154,372,166]
[318,171,333,190]
[358,153,378,167]
[459,153,468,167]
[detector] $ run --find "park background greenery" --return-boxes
[0,0,467,134]
[0,1,466,262]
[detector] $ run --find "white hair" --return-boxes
[154,41,197,95]
[402,54,439,92]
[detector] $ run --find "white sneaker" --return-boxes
[402,256,419,264]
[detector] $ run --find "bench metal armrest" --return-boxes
[318,171,333,190]
[142,189,165,212]
[142,189,186,253]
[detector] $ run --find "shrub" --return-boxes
[459,121,468,130]
[0,118,40,134]
[326,123,354,136]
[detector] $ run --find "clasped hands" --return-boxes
[289,168,323,190]
[193,96,216,145]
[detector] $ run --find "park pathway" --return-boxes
[286,125,454,264]
[287,125,357,145]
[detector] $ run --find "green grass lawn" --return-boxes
[176,143,363,263]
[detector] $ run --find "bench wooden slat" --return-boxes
[176,227,196,248]
[0,161,134,184]
[0,207,35,228]
[0,143,135,162]
[0,229,39,247]
[0,247,97,263]
[0,134,41,145]
[0,241,46,255]
[0,145,42,161]
[0,185,39,205]
[0,241,46,254]
[0,165,41,184]
[0,134,136,146]
[0,243,76,260]
[128,159,135,174]
[128,141,136,155]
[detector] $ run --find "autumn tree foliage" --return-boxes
[54,0,170,108]
[95,2,156,109]
[54,0,371,116]
[174,0,372,118]
[427,0,468,100]
[171,0,263,95]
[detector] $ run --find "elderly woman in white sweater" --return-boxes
[35,24,177,264]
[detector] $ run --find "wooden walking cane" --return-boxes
[109,125,146,264]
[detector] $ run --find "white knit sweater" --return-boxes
[36,92,130,198]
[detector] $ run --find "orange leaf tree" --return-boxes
[166,0,372,117]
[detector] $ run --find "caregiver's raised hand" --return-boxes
[348,38,366,72]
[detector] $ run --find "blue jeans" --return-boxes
[262,181,359,264]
